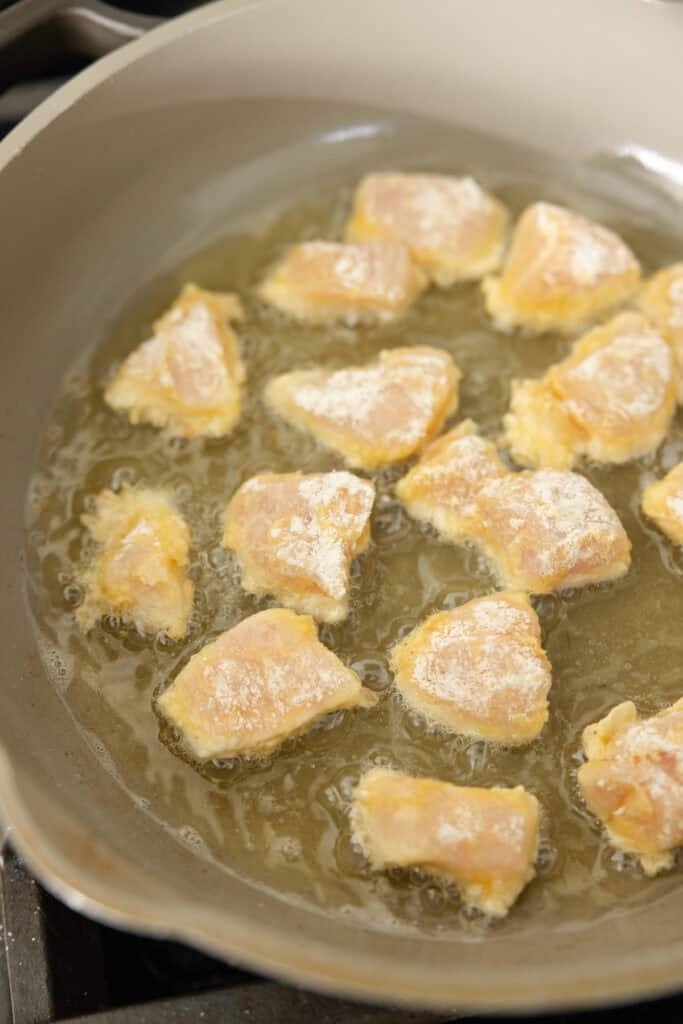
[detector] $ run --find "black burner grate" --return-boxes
[0,848,441,1024]
[2,847,683,1023]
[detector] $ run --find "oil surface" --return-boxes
[25,176,683,939]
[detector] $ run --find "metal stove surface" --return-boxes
[1,1,683,1021]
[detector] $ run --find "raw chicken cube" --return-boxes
[223,470,375,623]
[264,346,460,470]
[105,283,245,439]
[157,608,376,761]
[351,768,540,917]
[641,462,683,546]
[476,469,631,593]
[483,202,640,334]
[77,486,193,639]
[258,240,427,324]
[579,698,683,876]
[395,419,507,541]
[503,312,675,468]
[638,262,683,401]
[390,591,551,745]
[346,172,508,286]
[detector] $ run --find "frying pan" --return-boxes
[1,0,683,1013]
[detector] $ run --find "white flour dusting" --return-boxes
[288,349,454,448]
[530,202,637,289]
[479,469,626,583]
[231,471,374,602]
[409,596,549,720]
[198,615,355,738]
[561,329,672,424]
[364,173,490,251]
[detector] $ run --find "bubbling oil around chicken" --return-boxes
[26,172,683,938]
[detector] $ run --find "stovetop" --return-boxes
[2,846,680,1024]
[2,1,683,1020]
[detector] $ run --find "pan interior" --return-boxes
[24,101,683,945]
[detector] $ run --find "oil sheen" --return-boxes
[25,177,683,939]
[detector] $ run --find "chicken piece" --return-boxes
[105,284,245,439]
[641,462,683,546]
[483,202,640,334]
[638,262,683,400]
[476,469,631,593]
[77,487,193,639]
[264,347,461,470]
[395,419,507,541]
[578,699,683,876]
[345,173,508,286]
[157,608,376,760]
[390,592,551,745]
[223,471,375,623]
[548,312,675,463]
[351,769,540,917]
[258,240,427,324]
[503,378,578,471]
[503,312,676,468]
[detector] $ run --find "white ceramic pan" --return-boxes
[1,0,683,1012]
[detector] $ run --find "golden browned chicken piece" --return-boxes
[156,608,376,760]
[77,487,193,639]
[639,262,683,400]
[258,240,427,324]
[223,471,375,623]
[264,346,461,470]
[476,469,631,593]
[503,312,676,468]
[345,173,508,286]
[578,698,683,876]
[483,202,640,334]
[642,462,683,546]
[351,769,540,917]
[105,284,245,439]
[395,420,507,541]
[390,592,551,745]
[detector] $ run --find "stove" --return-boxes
[1,2,683,1021]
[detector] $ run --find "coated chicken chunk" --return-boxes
[391,592,551,745]
[156,608,376,760]
[578,699,683,876]
[105,284,245,439]
[395,420,507,541]
[501,378,578,471]
[476,469,631,593]
[77,487,193,639]
[503,312,676,468]
[638,262,683,400]
[641,461,683,546]
[351,769,540,917]
[483,202,640,334]
[223,471,375,623]
[345,173,508,286]
[264,346,461,470]
[393,423,631,595]
[258,240,427,324]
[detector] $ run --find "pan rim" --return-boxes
[0,0,264,168]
